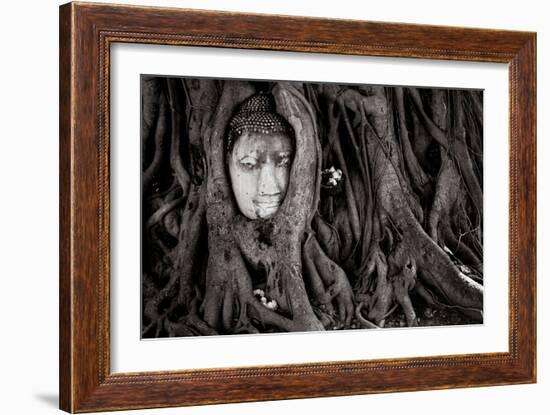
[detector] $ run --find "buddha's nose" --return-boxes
[258,164,280,196]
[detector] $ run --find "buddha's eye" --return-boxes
[239,156,258,170]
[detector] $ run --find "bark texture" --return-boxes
[141,78,484,337]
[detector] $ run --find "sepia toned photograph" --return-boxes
[141,76,484,338]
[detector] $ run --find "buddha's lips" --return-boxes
[254,198,282,215]
[255,200,281,209]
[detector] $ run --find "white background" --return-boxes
[0,0,547,414]
[111,45,509,372]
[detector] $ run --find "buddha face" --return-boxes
[228,131,294,220]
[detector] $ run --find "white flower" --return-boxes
[260,296,267,304]
[266,300,278,310]
[253,289,265,297]
[328,178,337,186]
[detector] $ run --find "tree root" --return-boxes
[395,87,431,195]
[326,103,362,242]
[166,79,191,194]
[312,213,342,263]
[142,94,168,192]
[355,240,419,328]
[303,233,354,327]
[355,303,380,329]
[391,258,418,327]
[355,245,392,325]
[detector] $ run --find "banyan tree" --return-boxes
[141,76,483,338]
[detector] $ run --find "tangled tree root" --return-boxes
[141,78,484,336]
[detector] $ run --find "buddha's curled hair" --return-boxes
[226,92,295,154]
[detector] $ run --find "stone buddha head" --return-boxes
[226,93,295,220]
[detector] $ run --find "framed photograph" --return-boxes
[59,2,536,412]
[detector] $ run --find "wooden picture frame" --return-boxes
[59,2,536,412]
